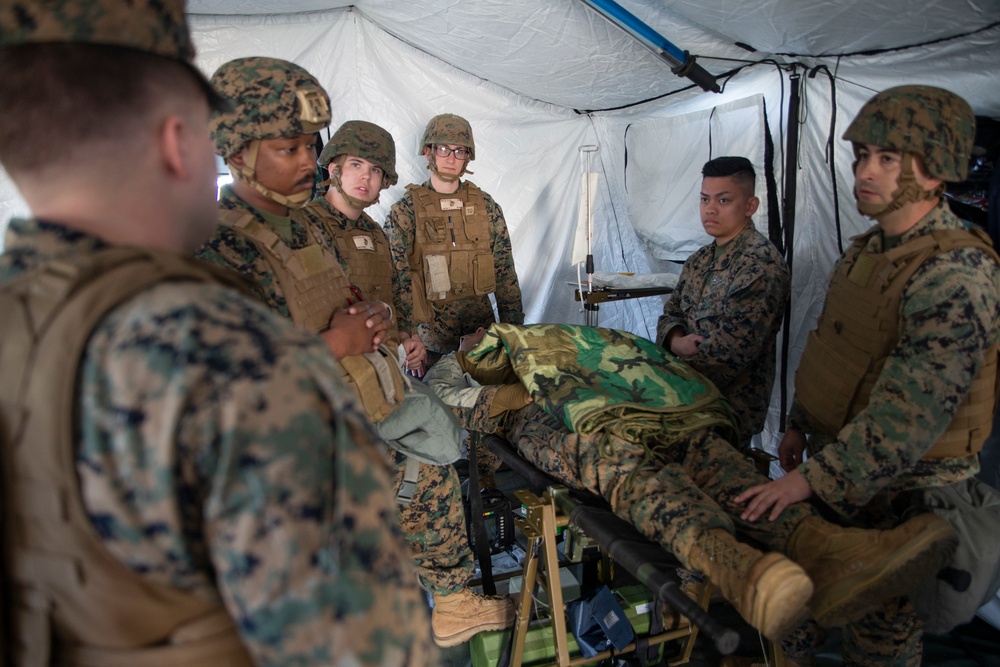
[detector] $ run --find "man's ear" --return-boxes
[228,149,246,171]
[745,195,761,218]
[158,114,190,179]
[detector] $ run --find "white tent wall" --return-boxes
[1,2,998,460]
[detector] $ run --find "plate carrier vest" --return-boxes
[219,210,404,423]
[408,181,495,323]
[794,226,1000,458]
[0,247,254,667]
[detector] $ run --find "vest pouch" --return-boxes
[446,250,474,298]
[424,254,452,301]
[795,328,874,436]
[423,217,449,244]
[339,345,406,423]
[410,270,434,324]
[472,252,496,296]
[12,586,52,667]
[374,379,462,465]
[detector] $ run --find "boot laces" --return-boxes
[700,531,754,573]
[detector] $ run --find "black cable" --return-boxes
[777,21,1000,59]
[807,64,844,252]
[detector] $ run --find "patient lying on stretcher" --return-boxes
[424,323,959,641]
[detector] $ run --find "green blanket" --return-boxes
[466,323,738,453]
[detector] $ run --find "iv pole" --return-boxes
[577,145,599,326]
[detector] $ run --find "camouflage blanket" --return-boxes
[465,323,738,452]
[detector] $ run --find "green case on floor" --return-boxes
[470,585,663,666]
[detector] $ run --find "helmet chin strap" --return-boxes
[227,140,313,211]
[855,153,944,220]
[330,166,379,209]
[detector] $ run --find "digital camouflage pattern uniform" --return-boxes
[788,202,1000,665]
[299,196,404,318]
[424,326,814,572]
[385,185,523,359]
[657,223,789,444]
[787,86,1000,666]
[1,219,433,666]
[199,188,475,597]
[0,2,431,664]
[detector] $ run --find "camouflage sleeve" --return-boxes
[195,226,291,318]
[424,352,508,433]
[78,283,433,666]
[673,250,789,387]
[385,193,418,335]
[656,254,701,346]
[800,249,999,516]
[484,193,524,325]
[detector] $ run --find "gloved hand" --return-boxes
[457,351,518,386]
[489,383,532,417]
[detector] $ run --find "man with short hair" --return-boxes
[0,2,432,665]
[657,156,789,447]
[199,66,513,647]
[740,86,1000,665]
[384,113,524,367]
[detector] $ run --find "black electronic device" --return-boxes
[465,487,515,555]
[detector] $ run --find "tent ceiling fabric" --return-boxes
[188,0,1000,110]
[3,0,999,454]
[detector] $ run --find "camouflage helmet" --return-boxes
[419,113,475,160]
[319,120,398,187]
[0,0,226,109]
[843,85,975,182]
[210,56,331,159]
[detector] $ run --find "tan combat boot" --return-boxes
[786,512,958,627]
[685,529,814,641]
[431,587,515,647]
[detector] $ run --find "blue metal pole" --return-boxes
[578,0,720,93]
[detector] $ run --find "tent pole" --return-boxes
[578,0,720,93]
[778,71,801,435]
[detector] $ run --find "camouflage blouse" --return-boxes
[384,180,524,353]
[792,202,1000,518]
[656,223,789,443]
[0,218,435,666]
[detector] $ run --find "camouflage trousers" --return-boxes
[506,404,812,569]
[834,495,923,667]
[391,451,475,596]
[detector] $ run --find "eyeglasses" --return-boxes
[433,145,470,160]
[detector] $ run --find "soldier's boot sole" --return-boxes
[742,552,814,641]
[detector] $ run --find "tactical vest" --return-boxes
[220,210,404,423]
[310,204,401,345]
[408,181,495,323]
[795,227,1000,458]
[0,247,254,667]
[328,212,395,305]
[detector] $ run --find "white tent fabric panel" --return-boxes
[623,95,768,262]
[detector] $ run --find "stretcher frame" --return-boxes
[470,433,752,666]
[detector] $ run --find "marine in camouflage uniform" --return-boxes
[384,113,524,364]
[0,2,432,665]
[657,157,789,446]
[740,86,1000,666]
[198,76,511,648]
[298,119,428,374]
[424,323,961,644]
